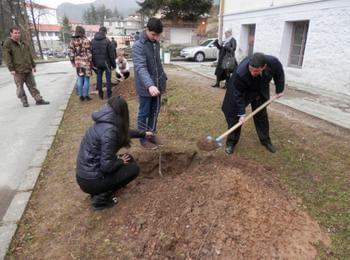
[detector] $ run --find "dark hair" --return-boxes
[75,26,85,37]
[107,96,130,148]
[99,26,107,34]
[147,17,163,34]
[9,26,20,33]
[249,52,266,68]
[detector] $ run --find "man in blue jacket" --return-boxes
[132,18,167,149]
[221,52,285,154]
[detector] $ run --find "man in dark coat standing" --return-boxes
[221,52,285,154]
[212,28,237,89]
[132,17,167,150]
[91,27,116,99]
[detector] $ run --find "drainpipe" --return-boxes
[218,0,225,44]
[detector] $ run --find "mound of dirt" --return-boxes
[90,79,137,100]
[105,152,329,259]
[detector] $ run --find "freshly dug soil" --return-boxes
[196,137,220,151]
[8,68,331,259]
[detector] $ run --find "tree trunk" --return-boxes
[28,0,43,59]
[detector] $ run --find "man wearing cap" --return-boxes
[221,52,285,154]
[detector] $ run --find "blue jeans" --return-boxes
[96,68,112,98]
[77,76,90,97]
[137,95,161,143]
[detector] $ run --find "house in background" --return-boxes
[71,24,100,39]
[104,14,143,36]
[27,3,63,50]
[104,17,125,36]
[223,0,350,95]
[161,17,209,46]
[33,24,62,50]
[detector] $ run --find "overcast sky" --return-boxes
[34,0,94,8]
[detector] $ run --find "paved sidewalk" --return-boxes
[172,61,350,130]
[0,61,75,259]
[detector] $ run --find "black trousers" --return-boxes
[225,96,271,146]
[76,160,140,196]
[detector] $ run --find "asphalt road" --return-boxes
[0,61,75,219]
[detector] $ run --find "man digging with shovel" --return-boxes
[221,52,285,154]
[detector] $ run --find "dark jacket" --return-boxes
[214,37,237,78]
[222,55,285,117]
[91,32,116,69]
[132,31,167,97]
[76,105,145,180]
[3,38,35,73]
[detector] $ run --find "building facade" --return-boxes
[27,3,62,50]
[104,15,143,36]
[223,0,350,95]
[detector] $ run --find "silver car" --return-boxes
[180,38,218,62]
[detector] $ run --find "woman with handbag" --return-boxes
[211,28,237,89]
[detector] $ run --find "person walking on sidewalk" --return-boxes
[76,96,155,210]
[91,26,116,99]
[221,52,284,154]
[3,27,49,107]
[212,28,237,89]
[69,26,93,101]
[132,17,167,149]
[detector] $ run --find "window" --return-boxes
[48,32,53,36]
[240,24,256,57]
[289,21,309,67]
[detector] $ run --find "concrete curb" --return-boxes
[0,80,75,260]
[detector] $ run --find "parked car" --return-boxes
[54,51,67,58]
[180,38,218,62]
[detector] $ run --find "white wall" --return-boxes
[225,0,322,14]
[27,7,58,25]
[170,28,193,44]
[223,0,350,95]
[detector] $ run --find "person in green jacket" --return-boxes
[3,26,49,107]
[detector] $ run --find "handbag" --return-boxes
[221,52,236,71]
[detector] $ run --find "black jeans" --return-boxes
[77,160,140,196]
[96,67,112,98]
[225,96,271,146]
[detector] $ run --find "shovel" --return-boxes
[197,95,279,151]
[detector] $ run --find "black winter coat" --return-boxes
[214,37,237,79]
[76,105,145,180]
[91,32,116,69]
[222,55,285,117]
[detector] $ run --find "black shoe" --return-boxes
[23,102,29,107]
[84,96,92,101]
[225,145,234,155]
[211,84,219,88]
[36,100,50,105]
[98,93,104,100]
[79,96,85,101]
[262,142,276,153]
[91,192,118,210]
